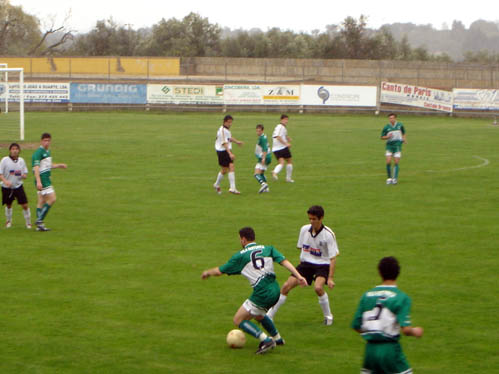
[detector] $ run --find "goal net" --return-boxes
[0,66,25,141]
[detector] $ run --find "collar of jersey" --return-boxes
[244,242,257,248]
[308,224,324,238]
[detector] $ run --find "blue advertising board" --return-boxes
[70,83,147,104]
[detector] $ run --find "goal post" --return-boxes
[0,66,24,141]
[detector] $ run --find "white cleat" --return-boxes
[286,178,295,183]
[392,178,398,185]
[272,172,278,181]
[258,183,268,194]
[26,223,32,229]
[324,315,334,326]
[229,189,241,195]
[213,183,222,195]
[386,178,393,185]
[5,221,12,228]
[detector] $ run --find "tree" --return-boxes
[340,15,368,58]
[0,0,41,55]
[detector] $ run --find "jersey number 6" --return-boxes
[251,250,265,270]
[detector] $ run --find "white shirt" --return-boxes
[272,123,288,152]
[0,156,28,189]
[215,125,232,152]
[297,224,339,265]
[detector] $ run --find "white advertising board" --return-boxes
[301,85,377,106]
[380,82,453,112]
[223,85,263,105]
[0,82,69,103]
[452,89,499,110]
[261,85,301,106]
[147,84,224,104]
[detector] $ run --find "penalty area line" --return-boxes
[425,156,490,173]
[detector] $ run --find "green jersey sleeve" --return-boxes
[32,148,43,167]
[269,246,286,263]
[400,124,406,135]
[219,252,244,275]
[259,135,269,152]
[395,294,412,327]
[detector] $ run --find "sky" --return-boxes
[10,0,499,34]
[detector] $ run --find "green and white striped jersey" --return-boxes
[219,242,285,308]
[381,122,406,146]
[351,285,412,342]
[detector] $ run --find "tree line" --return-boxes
[1,0,498,64]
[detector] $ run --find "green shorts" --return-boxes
[34,174,52,189]
[385,144,402,156]
[362,342,412,374]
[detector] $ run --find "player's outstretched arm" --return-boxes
[280,259,307,286]
[201,267,223,280]
[53,163,68,169]
[402,326,423,338]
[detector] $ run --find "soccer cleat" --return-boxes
[285,178,295,183]
[324,316,334,326]
[272,172,278,181]
[213,183,222,195]
[26,223,32,229]
[258,183,268,194]
[36,222,50,232]
[392,178,398,185]
[229,189,241,195]
[255,338,276,354]
[274,338,285,346]
[5,221,12,228]
[262,186,270,193]
[386,178,393,185]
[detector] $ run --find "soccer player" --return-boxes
[351,256,424,374]
[32,133,67,231]
[271,114,294,183]
[381,113,406,185]
[267,205,339,325]
[254,124,272,193]
[201,227,307,354]
[213,115,243,195]
[1,143,31,229]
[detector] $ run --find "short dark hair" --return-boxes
[9,143,20,150]
[378,256,400,281]
[41,133,51,140]
[388,113,397,118]
[307,205,324,219]
[256,124,264,130]
[223,115,233,123]
[239,227,255,241]
[280,114,289,120]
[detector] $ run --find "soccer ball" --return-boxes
[226,329,246,348]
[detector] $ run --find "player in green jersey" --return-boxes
[201,227,307,354]
[254,124,272,193]
[380,114,406,185]
[32,133,67,231]
[352,257,424,374]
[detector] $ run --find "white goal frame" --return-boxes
[0,66,25,140]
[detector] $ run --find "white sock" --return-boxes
[318,293,332,318]
[258,332,269,342]
[273,164,283,175]
[286,164,293,179]
[5,207,12,221]
[228,172,236,190]
[23,208,31,225]
[215,172,224,186]
[267,294,287,319]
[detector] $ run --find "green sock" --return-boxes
[260,315,278,337]
[36,208,42,221]
[261,173,267,183]
[394,165,399,179]
[386,164,391,178]
[239,320,263,339]
[40,203,51,221]
[254,174,265,185]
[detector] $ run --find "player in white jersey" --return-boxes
[267,205,339,325]
[271,114,294,182]
[0,143,32,229]
[213,115,244,195]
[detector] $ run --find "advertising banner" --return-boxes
[301,85,377,106]
[70,83,147,104]
[452,89,499,110]
[147,84,223,104]
[223,85,263,105]
[380,82,453,112]
[0,82,70,103]
[261,85,301,106]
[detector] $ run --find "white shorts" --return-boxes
[254,162,268,171]
[242,299,267,317]
[385,150,402,158]
[38,186,55,196]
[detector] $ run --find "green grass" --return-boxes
[0,112,498,373]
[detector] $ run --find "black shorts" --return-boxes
[294,262,330,286]
[273,147,292,160]
[2,185,28,205]
[217,150,232,167]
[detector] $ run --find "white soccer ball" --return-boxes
[226,329,246,348]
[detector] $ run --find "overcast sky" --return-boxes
[11,0,499,34]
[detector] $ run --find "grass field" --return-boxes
[0,111,498,373]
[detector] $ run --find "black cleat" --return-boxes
[255,339,276,354]
[36,222,50,232]
[275,338,285,346]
